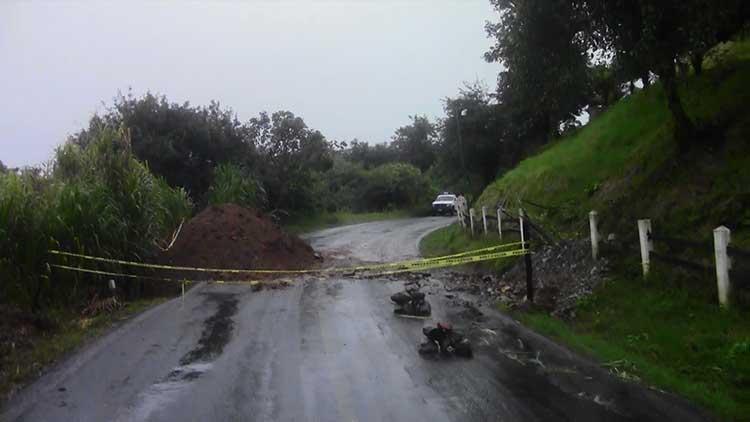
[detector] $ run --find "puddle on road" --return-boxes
[179,292,239,366]
[115,292,239,421]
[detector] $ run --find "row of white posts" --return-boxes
[588,211,736,308]
[455,204,507,240]
[455,203,533,300]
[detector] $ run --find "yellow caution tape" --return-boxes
[346,241,524,272]
[376,248,529,275]
[50,264,262,285]
[48,241,526,275]
[50,246,529,283]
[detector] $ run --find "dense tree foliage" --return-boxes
[390,116,437,172]
[247,111,334,213]
[344,140,399,170]
[359,162,433,211]
[580,0,749,144]
[485,0,592,139]
[74,93,253,204]
[485,0,748,147]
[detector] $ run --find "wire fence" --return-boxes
[454,199,750,308]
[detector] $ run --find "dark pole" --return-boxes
[522,209,534,302]
[455,109,469,188]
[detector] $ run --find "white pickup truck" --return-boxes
[431,193,457,215]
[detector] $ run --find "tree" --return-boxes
[485,0,592,139]
[73,92,256,204]
[437,83,545,192]
[0,160,7,173]
[583,0,749,145]
[588,64,624,117]
[360,162,432,211]
[390,116,437,172]
[247,111,333,213]
[345,140,398,169]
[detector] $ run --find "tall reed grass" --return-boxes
[0,128,192,312]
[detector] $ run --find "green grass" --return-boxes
[0,298,165,403]
[514,270,750,420]
[285,209,422,234]
[419,223,522,272]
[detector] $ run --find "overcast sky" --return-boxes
[1,0,500,168]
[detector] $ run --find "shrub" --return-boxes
[360,162,434,211]
[0,128,192,311]
[207,163,265,208]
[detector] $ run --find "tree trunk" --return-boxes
[660,65,696,148]
[641,72,650,88]
[691,52,704,75]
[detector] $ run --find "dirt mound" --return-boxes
[160,204,316,280]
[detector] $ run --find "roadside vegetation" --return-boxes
[516,269,750,419]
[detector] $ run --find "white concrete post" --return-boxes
[589,211,600,260]
[469,208,475,235]
[108,279,116,291]
[519,208,526,249]
[713,226,732,308]
[637,219,653,277]
[481,206,488,235]
[497,206,503,239]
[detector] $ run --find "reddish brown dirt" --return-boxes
[159,204,316,280]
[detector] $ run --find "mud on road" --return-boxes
[2,217,711,421]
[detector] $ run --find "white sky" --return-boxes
[0,0,500,167]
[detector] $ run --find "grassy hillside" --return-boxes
[463,39,750,420]
[477,40,750,246]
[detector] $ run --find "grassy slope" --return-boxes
[420,224,522,272]
[459,40,750,420]
[477,40,750,244]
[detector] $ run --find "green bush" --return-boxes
[207,163,264,208]
[360,162,434,211]
[0,128,192,311]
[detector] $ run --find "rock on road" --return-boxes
[2,217,710,421]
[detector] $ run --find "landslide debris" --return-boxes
[428,239,608,318]
[160,204,316,280]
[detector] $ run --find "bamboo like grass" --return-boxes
[0,128,192,311]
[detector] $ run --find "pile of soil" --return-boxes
[160,204,317,280]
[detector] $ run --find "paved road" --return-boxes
[2,217,709,421]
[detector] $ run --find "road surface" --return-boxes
[2,217,710,421]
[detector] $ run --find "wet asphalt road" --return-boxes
[2,217,710,422]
